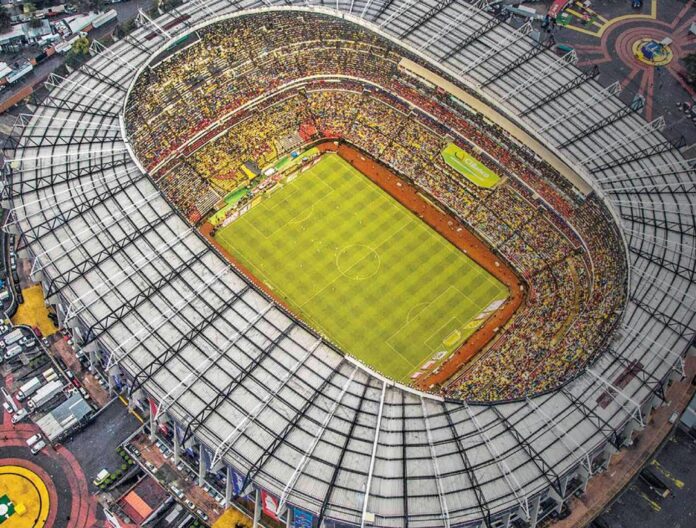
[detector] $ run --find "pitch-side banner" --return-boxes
[292,506,313,528]
[261,490,281,521]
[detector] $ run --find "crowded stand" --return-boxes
[125,12,627,401]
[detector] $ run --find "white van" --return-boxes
[4,344,23,360]
[31,439,46,455]
[3,329,24,347]
[26,433,42,447]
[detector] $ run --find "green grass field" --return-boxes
[441,142,500,188]
[215,154,508,382]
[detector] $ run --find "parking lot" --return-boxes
[595,427,696,528]
[62,397,141,493]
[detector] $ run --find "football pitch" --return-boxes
[215,154,508,383]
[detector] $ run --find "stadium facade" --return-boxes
[2,2,695,528]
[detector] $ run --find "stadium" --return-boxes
[2,2,695,528]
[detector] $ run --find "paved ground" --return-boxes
[61,397,141,493]
[1,373,108,528]
[597,427,696,528]
[539,0,696,145]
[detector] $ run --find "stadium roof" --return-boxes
[3,2,694,527]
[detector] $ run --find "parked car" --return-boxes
[4,344,23,360]
[169,483,185,499]
[11,408,28,424]
[26,433,42,447]
[93,469,111,486]
[31,439,46,455]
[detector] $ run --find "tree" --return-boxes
[29,15,43,28]
[684,53,696,90]
[65,35,90,67]
[0,9,11,34]
[76,0,105,14]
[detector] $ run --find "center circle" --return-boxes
[336,244,380,280]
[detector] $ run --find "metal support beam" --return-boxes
[465,404,529,519]
[225,466,233,506]
[316,381,370,528]
[80,248,210,345]
[462,22,532,75]
[360,382,387,528]
[589,136,685,173]
[4,150,130,199]
[210,339,321,468]
[238,362,346,499]
[199,446,206,486]
[539,81,621,133]
[442,17,503,61]
[557,96,644,148]
[525,397,593,475]
[559,386,621,451]
[182,323,297,445]
[481,37,554,87]
[42,210,176,301]
[630,293,695,339]
[402,392,409,528]
[490,406,563,497]
[503,51,578,103]
[371,0,396,22]
[518,64,596,113]
[12,169,145,244]
[421,399,450,528]
[577,117,665,165]
[276,367,359,514]
[127,285,251,395]
[629,243,695,286]
[442,402,491,526]
[417,1,487,53]
[400,0,456,38]
[80,63,128,93]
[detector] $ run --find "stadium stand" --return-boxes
[124,15,627,402]
[3,4,695,528]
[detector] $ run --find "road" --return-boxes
[0,0,155,113]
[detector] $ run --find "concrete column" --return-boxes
[198,447,206,487]
[56,302,66,328]
[89,349,97,373]
[620,419,639,447]
[528,495,542,528]
[225,466,233,506]
[173,426,181,465]
[149,409,156,442]
[285,506,292,528]
[501,510,512,528]
[252,489,262,528]
[578,464,590,493]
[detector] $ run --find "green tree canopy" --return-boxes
[0,8,12,34]
[684,53,696,89]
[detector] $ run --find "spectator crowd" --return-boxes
[124,12,627,401]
